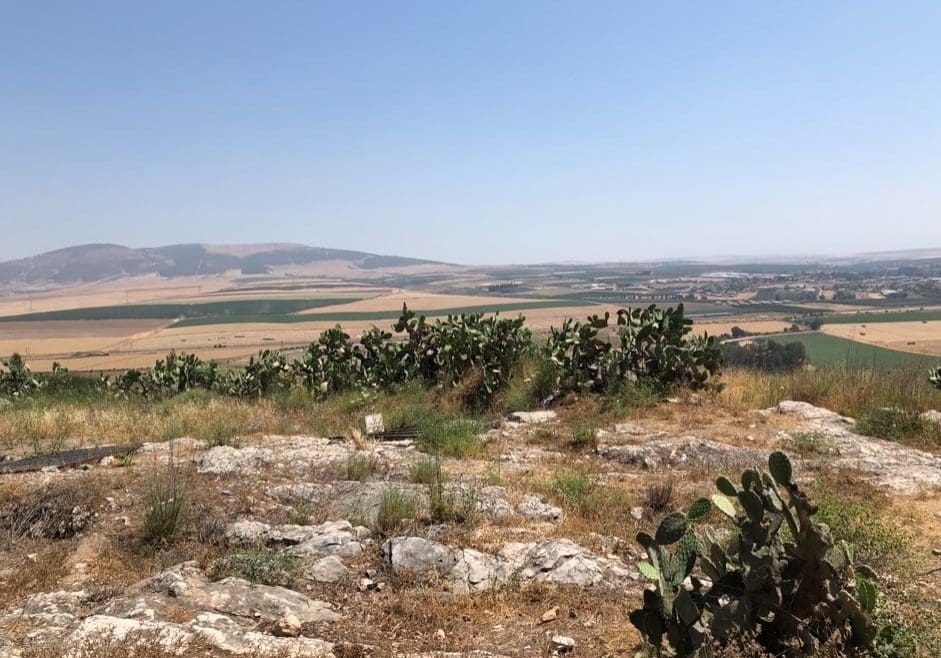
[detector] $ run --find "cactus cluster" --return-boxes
[930,365,941,391]
[630,451,878,656]
[545,304,721,397]
[4,303,723,404]
[0,353,42,398]
[105,306,533,402]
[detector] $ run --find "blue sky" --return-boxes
[1,1,939,264]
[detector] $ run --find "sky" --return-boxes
[1,1,940,265]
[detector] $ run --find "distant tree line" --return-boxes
[721,339,807,372]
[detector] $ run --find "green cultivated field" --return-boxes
[170,300,590,327]
[0,297,363,322]
[818,309,941,324]
[767,332,937,367]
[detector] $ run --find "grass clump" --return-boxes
[855,408,927,444]
[375,488,417,535]
[790,429,828,454]
[642,479,674,517]
[550,469,596,513]
[811,476,910,568]
[211,548,300,586]
[340,452,381,482]
[193,415,242,447]
[568,422,597,452]
[284,502,314,526]
[142,464,186,547]
[429,485,478,526]
[409,457,444,485]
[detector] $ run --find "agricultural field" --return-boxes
[691,318,795,336]
[0,276,607,371]
[818,308,941,324]
[765,331,938,367]
[822,321,941,357]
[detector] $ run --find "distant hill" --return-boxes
[0,243,443,285]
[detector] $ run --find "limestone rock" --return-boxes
[920,410,941,426]
[597,437,767,470]
[515,496,562,522]
[0,562,337,657]
[306,555,351,583]
[225,519,369,558]
[507,410,557,424]
[775,400,851,423]
[382,537,637,593]
[775,401,941,492]
[198,445,274,475]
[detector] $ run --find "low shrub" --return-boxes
[789,429,828,454]
[211,548,300,586]
[550,470,595,512]
[0,481,97,539]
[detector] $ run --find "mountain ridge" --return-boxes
[0,242,444,285]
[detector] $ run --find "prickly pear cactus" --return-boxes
[629,499,712,655]
[629,451,879,656]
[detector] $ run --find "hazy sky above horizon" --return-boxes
[2,1,940,265]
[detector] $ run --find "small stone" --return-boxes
[551,635,575,653]
[365,414,385,435]
[358,577,376,592]
[99,456,116,466]
[931,548,941,556]
[434,628,446,642]
[307,555,350,583]
[630,507,644,520]
[919,410,941,426]
[541,606,559,623]
[273,613,302,637]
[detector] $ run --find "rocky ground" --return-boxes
[1,398,940,657]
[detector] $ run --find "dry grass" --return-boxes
[718,365,941,418]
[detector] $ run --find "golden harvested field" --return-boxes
[822,321,941,356]
[0,320,169,369]
[691,319,794,335]
[297,290,549,313]
[0,274,234,316]
[1,285,608,370]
